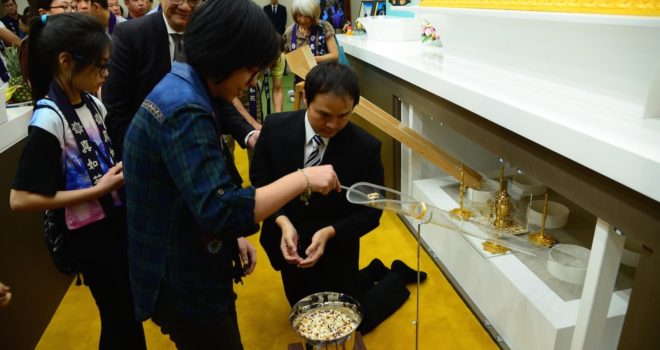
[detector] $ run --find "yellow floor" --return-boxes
[36,147,497,350]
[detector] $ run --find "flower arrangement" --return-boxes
[421,20,439,43]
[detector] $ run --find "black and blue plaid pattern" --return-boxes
[123,63,257,322]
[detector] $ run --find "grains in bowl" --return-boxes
[295,308,357,341]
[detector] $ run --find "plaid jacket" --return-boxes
[123,62,257,322]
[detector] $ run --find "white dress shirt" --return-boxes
[163,12,183,63]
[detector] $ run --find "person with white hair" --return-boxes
[284,0,338,64]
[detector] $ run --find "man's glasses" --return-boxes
[169,0,203,8]
[50,3,77,12]
[73,54,111,76]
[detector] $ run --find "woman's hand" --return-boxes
[304,165,340,195]
[237,237,257,275]
[96,162,124,194]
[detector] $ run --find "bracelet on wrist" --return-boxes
[298,168,312,206]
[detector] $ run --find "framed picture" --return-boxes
[374,1,386,16]
[359,1,374,18]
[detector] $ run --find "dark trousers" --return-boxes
[68,211,146,350]
[152,292,243,350]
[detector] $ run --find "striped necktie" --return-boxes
[304,134,323,167]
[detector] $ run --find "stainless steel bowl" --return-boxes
[289,292,362,350]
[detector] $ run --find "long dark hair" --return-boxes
[185,0,280,84]
[27,13,110,103]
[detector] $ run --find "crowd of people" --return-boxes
[3,1,425,349]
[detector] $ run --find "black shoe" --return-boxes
[391,260,427,284]
[359,258,390,288]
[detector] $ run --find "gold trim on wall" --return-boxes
[419,0,660,16]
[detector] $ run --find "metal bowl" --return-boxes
[289,292,362,349]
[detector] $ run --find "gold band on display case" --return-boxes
[419,0,660,16]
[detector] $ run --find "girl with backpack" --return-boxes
[9,13,145,349]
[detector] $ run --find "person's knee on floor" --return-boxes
[359,258,390,290]
[358,272,410,335]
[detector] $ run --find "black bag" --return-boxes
[43,208,77,275]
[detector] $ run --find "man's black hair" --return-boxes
[34,0,52,13]
[185,0,280,84]
[304,62,360,107]
[90,0,109,9]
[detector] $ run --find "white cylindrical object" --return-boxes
[547,244,590,284]
[528,200,569,229]
[511,174,547,196]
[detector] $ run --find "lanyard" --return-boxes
[246,70,272,122]
[108,12,117,35]
[291,23,327,56]
[47,81,117,212]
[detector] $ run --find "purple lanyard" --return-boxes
[247,70,271,122]
[108,12,117,35]
[291,23,327,56]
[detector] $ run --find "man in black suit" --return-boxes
[103,0,258,158]
[250,62,384,306]
[263,0,286,35]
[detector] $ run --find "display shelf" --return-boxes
[337,30,660,203]
[0,106,33,154]
[407,177,629,350]
[342,10,660,348]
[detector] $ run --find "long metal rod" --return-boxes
[416,222,422,350]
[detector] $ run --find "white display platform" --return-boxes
[0,106,33,153]
[408,177,629,350]
[337,25,660,203]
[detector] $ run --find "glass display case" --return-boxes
[395,97,635,348]
[339,27,660,347]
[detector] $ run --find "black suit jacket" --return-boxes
[250,110,384,276]
[263,3,287,35]
[103,13,253,158]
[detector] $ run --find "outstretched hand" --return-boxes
[304,165,340,195]
[297,226,335,268]
[280,219,303,265]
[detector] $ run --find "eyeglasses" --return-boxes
[50,3,77,12]
[73,54,111,75]
[169,0,203,8]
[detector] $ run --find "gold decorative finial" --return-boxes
[450,165,474,220]
[528,192,557,247]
